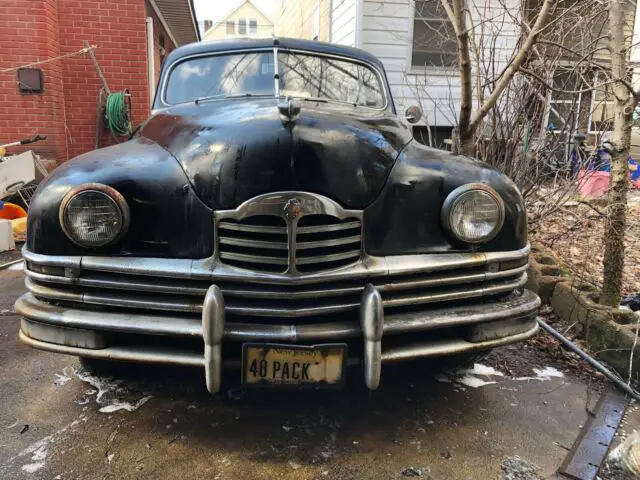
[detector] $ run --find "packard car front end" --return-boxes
[16,38,539,392]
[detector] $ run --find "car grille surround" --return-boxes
[21,191,531,324]
[214,192,363,275]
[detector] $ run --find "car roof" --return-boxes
[163,37,386,71]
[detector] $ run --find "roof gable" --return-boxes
[203,0,274,37]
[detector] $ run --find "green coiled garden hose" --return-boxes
[105,90,132,137]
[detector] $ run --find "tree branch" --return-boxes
[467,0,557,133]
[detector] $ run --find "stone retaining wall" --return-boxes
[527,243,640,380]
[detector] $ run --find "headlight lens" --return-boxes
[60,185,129,248]
[442,185,504,244]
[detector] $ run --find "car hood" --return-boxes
[139,98,412,209]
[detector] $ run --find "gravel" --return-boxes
[501,456,543,480]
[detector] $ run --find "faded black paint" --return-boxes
[364,141,527,254]
[27,137,213,257]
[140,98,411,210]
[27,40,527,258]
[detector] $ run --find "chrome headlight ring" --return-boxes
[59,183,130,248]
[441,183,505,245]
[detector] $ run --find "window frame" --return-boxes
[544,68,615,135]
[409,0,459,71]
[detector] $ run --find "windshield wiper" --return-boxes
[293,96,358,107]
[295,96,329,103]
[194,93,255,105]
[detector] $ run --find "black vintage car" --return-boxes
[17,38,539,392]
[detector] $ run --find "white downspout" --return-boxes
[146,17,156,107]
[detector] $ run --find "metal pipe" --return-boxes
[537,318,640,402]
[0,258,23,270]
[146,17,156,105]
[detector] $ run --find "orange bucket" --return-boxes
[0,201,27,219]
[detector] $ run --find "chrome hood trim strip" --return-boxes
[22,244,530,286]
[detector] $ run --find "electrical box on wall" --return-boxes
[17,68,44,94]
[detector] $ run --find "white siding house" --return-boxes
[276,0,521,137]
[331,0,359,46]
[361,0,520,129]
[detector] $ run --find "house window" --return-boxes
[547,69,582,132]
[412,0,457,68]
[238,19,247,35]
[226,21,235,35]
[249,19,258,34]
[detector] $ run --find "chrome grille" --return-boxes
[217,216,288,273]
[214,192,363,275]
[295,215,361,273]
[24,260,529,318]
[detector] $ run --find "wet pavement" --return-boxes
[0,266,629,479]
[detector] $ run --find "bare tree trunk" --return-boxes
[441,0,473,155]
[467,0,556,132]
[600,0,633,307]
[441,0,556,156]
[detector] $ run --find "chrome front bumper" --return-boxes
[17,245,540,392]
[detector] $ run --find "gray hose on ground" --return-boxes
[537,318,640,402]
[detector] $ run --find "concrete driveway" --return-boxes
[0,266,621,479]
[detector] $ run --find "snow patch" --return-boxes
[435,363,565,389]
[433,372,452,383]
[457,375,497,389]
[434,363,504,389]
[14,416,86,474]
[99,396,152,413]
[533,367,564,379]
[53,373,70,386]
[75,369,152,413]
[21,461,45,473]
[460,363,505,377]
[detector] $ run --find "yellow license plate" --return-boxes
[242,343,347,387]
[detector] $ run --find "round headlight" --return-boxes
[60,184,129,248]
[442,184,504,244]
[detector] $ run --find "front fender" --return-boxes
[363,141,527,255]
[27,137,213,258]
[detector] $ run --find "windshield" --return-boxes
[278,52,384,108]
[165,52,275,104]
[164,50,386,108]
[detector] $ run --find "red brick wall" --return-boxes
[0,0,152,164]
[0,0,68,161]
[58,0,150,159]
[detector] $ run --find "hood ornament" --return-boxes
[278,97,301,124]
[283,198,302,221]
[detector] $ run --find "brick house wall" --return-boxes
[0,0,179,164]
[57,0,150,159]
[0,0,68,161]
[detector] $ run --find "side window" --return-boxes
[249,19,258,35]
[226,21,235,35]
